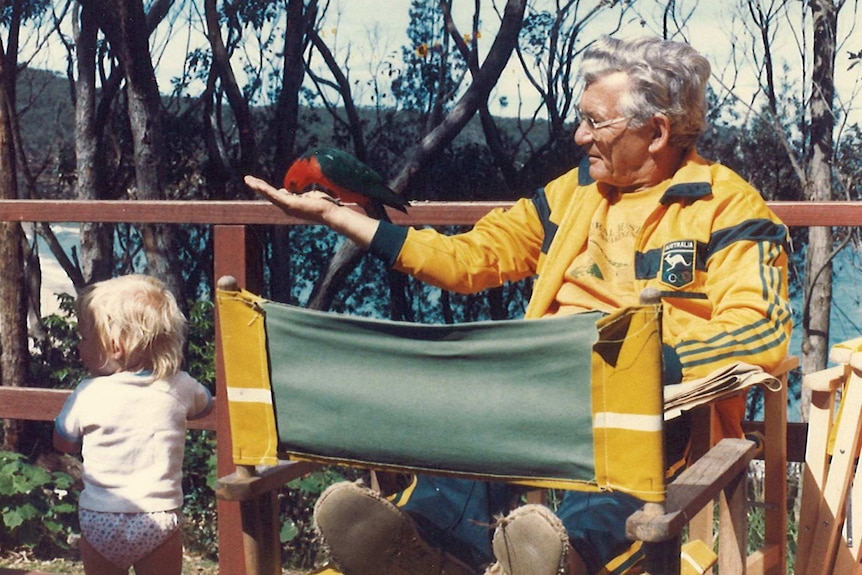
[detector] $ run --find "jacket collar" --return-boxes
[659,148,713,204]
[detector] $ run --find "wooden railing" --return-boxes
[1,198,861,574]
[5,198,862,226]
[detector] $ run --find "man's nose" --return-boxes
[573,123,592,146]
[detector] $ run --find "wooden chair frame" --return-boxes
[794,339,862,575]
[214,276,795,575]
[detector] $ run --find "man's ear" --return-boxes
[647,114,672,153]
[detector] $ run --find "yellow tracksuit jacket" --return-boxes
[369,150,793,439]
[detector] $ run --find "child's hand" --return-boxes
[52,429,82,454]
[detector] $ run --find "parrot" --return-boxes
[283,147,410,220]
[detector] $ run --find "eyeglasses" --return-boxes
[575,109,629,134]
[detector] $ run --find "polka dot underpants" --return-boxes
[79,508,182,569]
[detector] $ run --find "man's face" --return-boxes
[574,72,658,192]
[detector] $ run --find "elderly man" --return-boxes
[245,35,791,575]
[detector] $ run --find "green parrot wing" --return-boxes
[314,147,410,211]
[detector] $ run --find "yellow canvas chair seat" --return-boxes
[214,279,768,575]
[795,337,862,575]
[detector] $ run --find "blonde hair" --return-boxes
[76,274,186,380]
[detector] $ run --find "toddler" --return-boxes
[54,274,212,575]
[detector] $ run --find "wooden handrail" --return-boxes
[0,199,503,225]
[1,199,862,227]
[0,387,217,430]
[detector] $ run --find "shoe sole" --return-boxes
[491,504,569,575]
[314,481,474,575]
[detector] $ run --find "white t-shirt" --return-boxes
[54,370,213,513]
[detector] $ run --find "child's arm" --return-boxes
[54,388,84,454]
[52,428,82,454]
[184,375,214,420]
[54,380,92,453]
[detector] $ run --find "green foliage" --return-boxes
[186,298,217,391]
[742,461,801,572]
[0,451,78,555]
[784,463,802,571]
[220,0,280,31]
[182,430,219,558]
[0,0,50,26]
[411,143,510,201]
[279,467,361,569]
[520,11,557,57]
[699,104,802,203]
[392,0,466,114]
[181,298,219,557]
[16,69,76,194]
[29,293,87,390]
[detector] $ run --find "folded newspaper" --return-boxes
[663,362,782,420]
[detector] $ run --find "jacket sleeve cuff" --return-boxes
[369,220,409,267]
[662,343,683,386]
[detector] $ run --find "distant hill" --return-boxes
[13,66,574,201]
[16,67,75,157]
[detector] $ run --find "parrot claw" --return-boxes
[319,194,344,206]
[301,183,343,206]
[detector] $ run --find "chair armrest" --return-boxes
[626,437,756,542]
[215,460,321,502]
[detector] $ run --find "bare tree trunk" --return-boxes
[0,44,27,451]
[268,0,317,303]
[74,4,113,284]
[4,1,48,344]
[390,0,527,192]
[273,0,317,178]
[83,0,183,299]
[800,0,838,419]
[204,0,258,183]
[443,1,518,186]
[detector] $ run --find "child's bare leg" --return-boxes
[133,529,183,575]
[80,536,127,575]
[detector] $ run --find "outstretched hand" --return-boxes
[244,175,340,225]
[243,174,380,248]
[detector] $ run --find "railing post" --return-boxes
[214,225,265,575]
[761,359,790,575]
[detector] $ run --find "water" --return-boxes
[32,223,78,316]
[787,247,862,360]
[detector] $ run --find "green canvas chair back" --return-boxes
[216,286,666,502]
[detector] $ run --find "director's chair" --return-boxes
[794,337,862,575]
[213,276,780,575]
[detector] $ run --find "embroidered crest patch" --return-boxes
[660,241,695,288]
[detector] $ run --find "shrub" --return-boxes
[182,430,219,558]
[181,298,220,557]
[29,293,87,391]
[0,451,79,555]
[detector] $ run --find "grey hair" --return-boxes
[580,36,711,150]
